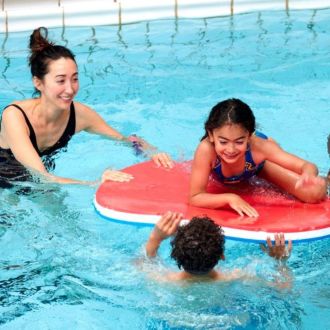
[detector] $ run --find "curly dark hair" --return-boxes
[170,216,225,275]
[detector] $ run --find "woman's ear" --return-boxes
[220,254,225,261]
[32,76,43,92]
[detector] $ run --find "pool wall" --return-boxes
[0,0,329,33]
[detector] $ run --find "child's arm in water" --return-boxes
[145,211,183,257]
[189,139,259,217]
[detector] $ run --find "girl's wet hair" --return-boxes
[202,98,256,140]
[29,27,76,94]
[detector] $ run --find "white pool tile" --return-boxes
[6,7,63,33]
[119,0,174,24]
[289,0,330,10]
[62,1,118,26]
[178,0,231,18]
[0,10,6,34]
[3,0,59,11]
[233,0,284,15]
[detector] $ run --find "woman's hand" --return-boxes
[227,194,259,217]
[260,233,292,260]
[151,152,174,169]
[101,169,133,183]
[127,135,173,168]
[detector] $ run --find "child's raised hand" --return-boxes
[101,169,134,183]
[153,211,183,241]
[260,233,292,260]
[146,212,183,257]
[227,194,259,217]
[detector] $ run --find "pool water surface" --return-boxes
[0,8,329,329]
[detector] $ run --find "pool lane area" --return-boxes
[0,0,329,33]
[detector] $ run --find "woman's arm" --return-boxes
[189,141,259,217]
[1,107,132,185]
[74,102,173,168]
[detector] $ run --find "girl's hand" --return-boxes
[295,173,325,189]
[151,152,174,169]
[227,194,259,217]
[101,169,134,183]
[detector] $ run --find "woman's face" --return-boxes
[208,124,250,164]
[34,57,79,110]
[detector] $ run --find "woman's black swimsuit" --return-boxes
[0,103,76,186]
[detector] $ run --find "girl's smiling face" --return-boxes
[208,124,250,164]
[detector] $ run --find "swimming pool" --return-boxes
[1,7,329,330]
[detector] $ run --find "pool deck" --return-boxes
[0,0,329,33]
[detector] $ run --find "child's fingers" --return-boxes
[274,233,280,246]
[168,214,183,233]
[158,211,173,226]
[287,240,293,253]
[266,236,272,249]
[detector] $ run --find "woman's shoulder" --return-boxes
[73,101,95,117]
[3,99,35,113]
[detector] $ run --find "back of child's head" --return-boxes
[170,216,225,275]
[202,98,255,140]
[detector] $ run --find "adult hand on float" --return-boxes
[151,152,174,169]
[101,169,134,183]
[260,233,292,260]
[127,135,173,168]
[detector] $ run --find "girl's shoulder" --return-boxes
[196,138,217,156]
[194,138,217,166]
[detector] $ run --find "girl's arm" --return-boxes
[189,140,259,217]
[258,139,325,188]
[1,107,132,185]
[75,102,173,168]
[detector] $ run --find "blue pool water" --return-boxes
[0,8,330,329]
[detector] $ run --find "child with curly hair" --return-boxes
[146,212,292,282]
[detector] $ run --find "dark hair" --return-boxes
[202,98,255,140]
[170,216,225,275]
[29,27,76,95]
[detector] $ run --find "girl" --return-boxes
[0,27,172,187]
[189,98,326,217]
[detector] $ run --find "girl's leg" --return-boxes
[259,161,326,203]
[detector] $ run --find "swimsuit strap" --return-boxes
[2,103,76,156]
[3,104,39,153]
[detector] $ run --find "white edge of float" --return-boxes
[93,198,330,243]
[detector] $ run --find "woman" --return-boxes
[0,27,172,186]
